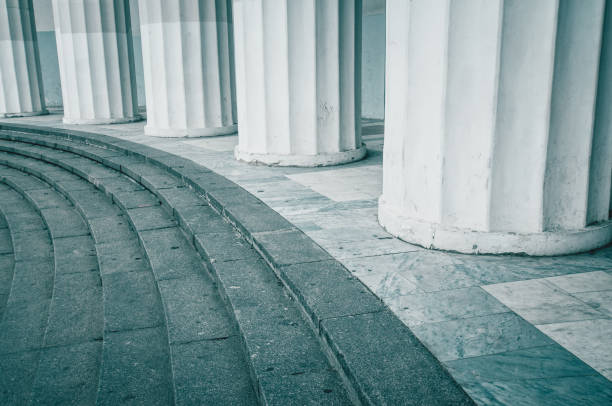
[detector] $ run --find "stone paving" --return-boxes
[1,113,611,405]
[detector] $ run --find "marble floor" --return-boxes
[4,113,612,405]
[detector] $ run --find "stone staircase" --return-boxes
[0,124,473,405]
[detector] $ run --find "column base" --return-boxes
[144,124,237,138]
[0,109,48,118]
[378,197,612,256]
[234,144,367,167]
[63,115,143,125]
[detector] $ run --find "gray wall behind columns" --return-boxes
[33,0,61,107]
[129,0,145,108]
[31,0,146,109]
[362,0,385,120]
[33,0,381,117]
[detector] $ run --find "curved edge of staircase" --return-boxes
[0,122,475,405]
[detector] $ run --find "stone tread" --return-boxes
[0,156,173,405]
[0,125,475,405]
[0,134,351,404]
[0,177,53,404]
[0,165,104,405]
[0,200,15,321]
[0,147,258,404]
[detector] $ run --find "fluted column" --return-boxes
[0,0,46,117]
[232,0,365,167]
[138,0,236,137]
[380,0,612,255]
[52,0,139,124]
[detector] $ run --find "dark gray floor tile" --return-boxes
[0,254,14,291]
[9,260,54,303]
[5,211,46,233]
[12,230,52,261]
[1,173,47,191]
[158,276,234,344]
[0,350,40,405]
[99,175,144,194]
[25,188,67,209]
[127,206,176,231]
[97,327,173,406]
[68,158,120,181]
[253,229,333,267]
[188,170,237,194]
[114,189,160,210]
[157,185,206,209]
[96,238,149,275]
[88,214,133,243]
[55,178,94,192]
[176,204,233,235]
[53,235,98,274]
[0,228,11,255]
[0,299,50,354]
[224,198,295,237]
[139,171,182,190]
[194,230,259,263]
[44,270,103,346]
[105,154,146,172]
[103,270,164,332]
[41,207,89,238]
[281,260,384,326]
[171,337,257,405]
[30,341,102,406]
[139,227,204,280]
[213,260,330,377]
[68,189,121,219]
[259,369,351,406]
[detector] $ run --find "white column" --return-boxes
[380,0,612,256]
[0,0,46,117]
[52,0,139,124]
[138,0,236,137]
[232,0,365,167]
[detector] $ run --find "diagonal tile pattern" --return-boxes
[484,271,612,381]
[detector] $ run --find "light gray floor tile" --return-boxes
[546,271,612,293]
[389,287,509,326]
[537,319,612,379]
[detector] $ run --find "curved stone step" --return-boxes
[0,154,175,405]
[0,165,104,405]
[0,190,15,320]
[0,175,54,405]
[0,135,352,404]
[0,124,474,405]
[0,150,257,405]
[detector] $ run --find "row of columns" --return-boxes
[0,0,46,117]
[1,0,611,255]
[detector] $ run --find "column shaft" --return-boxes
[233,0,365,167]
[0,0,46,117]
[52,0,139,124]
[380,0,612,255]
[588,1,612,225]
[138,0,236,137]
